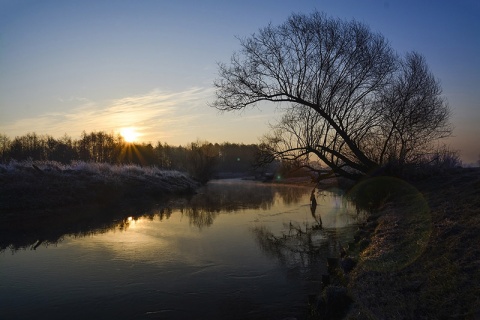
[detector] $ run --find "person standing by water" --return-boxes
[310,188,322,227]
[310,189,317,207]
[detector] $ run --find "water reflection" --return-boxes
[1,180,366,320]
[1,180,314,252]
[1,180,364,254]
[0,200,176,252]
[251,206,363,278]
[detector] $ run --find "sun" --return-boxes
[120,127,139,143]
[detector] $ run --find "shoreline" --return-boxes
[312,167,480,319]
[0,161,200,215]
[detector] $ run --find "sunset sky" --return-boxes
[0,0,479,164]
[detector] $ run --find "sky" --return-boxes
[0,0,479,164]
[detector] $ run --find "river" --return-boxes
[1,179,365,319]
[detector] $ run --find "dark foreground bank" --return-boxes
[312,167,480,319]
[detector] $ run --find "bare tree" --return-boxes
[212,11,452,180]
[373,52,452,173]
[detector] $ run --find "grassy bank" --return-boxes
[337,168,480,319]
[0,160,200,214]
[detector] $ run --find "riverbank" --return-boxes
[0,161,200,214]
[328,167,480,319]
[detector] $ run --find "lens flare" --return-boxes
[347,176,432,272]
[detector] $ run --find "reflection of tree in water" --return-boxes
[0,200,175,252]
[274,184,307,205]
[180,181,311,228]
[180,181,278,228]
[1,180,313,251]
[252,218,352,280]
[253,224,327,273]
[203,180,277,211]
[181,207,217,229]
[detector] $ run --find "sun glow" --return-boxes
[120,127,139,143]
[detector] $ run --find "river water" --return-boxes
[1,179,365,319]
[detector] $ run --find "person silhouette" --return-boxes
[310,189,317,207]
[310,190,322,227]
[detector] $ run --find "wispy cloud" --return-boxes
[0,87,221,143]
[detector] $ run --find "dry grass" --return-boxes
[0,160,199,213]
[346,168,480,319]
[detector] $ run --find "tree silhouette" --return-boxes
[213,11,452,179]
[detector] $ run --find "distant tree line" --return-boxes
[0,131,263,183]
